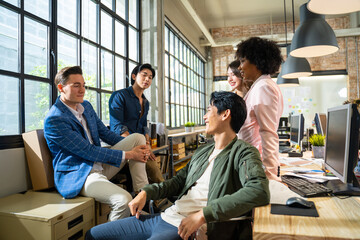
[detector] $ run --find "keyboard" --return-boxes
[279,146,292,153]
[281,175,333,197]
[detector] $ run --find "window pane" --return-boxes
[176,105,180,127]
[115,20,125,56]
[164,54,169,77]
[25,0,49,21]
[84,89,98,113]
[101,10,113,50]
[58,0,77,33]
[82,41,97,88]
[25,80,50,132]
[129,27,138,61]
[171,104,175,127]
[169,31,174,55]
[116,0,126,19]
[165,103,169,126]
[0,75,19,135]
[165,27,168,51]
[82,0,97,42]
[101,50,113,90]
[25,17,48,78]
[58,31,77,67]
[102,0,113,10]
[128,61,136,85]
[4,0,19,7]
[101,92,111,121]
[0,7,18,72]
[129,0,138,27]
[165,77,169,103]
[115,56,125,90]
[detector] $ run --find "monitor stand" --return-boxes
[325,179,360,196]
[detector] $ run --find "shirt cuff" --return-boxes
[120,126,129,135]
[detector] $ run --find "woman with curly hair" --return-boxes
[235,37,284,181]
[227,60,251,97]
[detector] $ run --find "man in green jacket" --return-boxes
[86,91,270,240]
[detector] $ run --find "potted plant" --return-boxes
[309,134,325,158]
[184,122,192,132]
[184,122,196,132]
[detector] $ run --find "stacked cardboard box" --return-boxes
[173,143,186,160]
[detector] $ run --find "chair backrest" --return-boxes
[22,129,54,190]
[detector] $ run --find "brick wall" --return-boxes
[211,16,360,101]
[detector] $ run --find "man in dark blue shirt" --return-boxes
[109,64,164,183]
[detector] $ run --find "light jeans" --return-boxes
[80,133,148,221]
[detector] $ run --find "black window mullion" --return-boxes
[50,0,58,104]
[19,0,25,134]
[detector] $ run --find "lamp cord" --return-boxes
[283,0,287,45]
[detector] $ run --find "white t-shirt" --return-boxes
[161,148,223,227]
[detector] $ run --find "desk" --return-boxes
[253,151,360,240]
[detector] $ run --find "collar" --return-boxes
[244,74,270,97]
[59,98,84,116]
[128,86,147,100]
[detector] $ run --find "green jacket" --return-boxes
[143,137,270,239]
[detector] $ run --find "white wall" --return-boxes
[0,148,31,198]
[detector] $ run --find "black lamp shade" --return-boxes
[281,55,312,78]
[277,64,300,87]
[290,3,339,58]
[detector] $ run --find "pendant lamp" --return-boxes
[290,3,339,58]
[308,0,360,15]
[277,0,306,86]
[277,62,300,87]
[282,46,312,78]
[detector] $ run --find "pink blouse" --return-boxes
[238,75,283,180]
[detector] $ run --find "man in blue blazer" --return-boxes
[44,66,151,221]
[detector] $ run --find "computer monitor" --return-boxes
[324,103,360,196]
[290,114,305,146]
[314,113,327,135]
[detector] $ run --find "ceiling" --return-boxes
[189,0,309,29]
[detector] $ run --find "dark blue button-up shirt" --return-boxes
[109,86,149,135]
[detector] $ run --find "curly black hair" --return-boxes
[235,37,283,75]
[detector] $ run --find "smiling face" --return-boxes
[239,57,262,81]
[133,68,153,90]
[203,104,224,135]
[227,67,243,92]
[58,74,85,110]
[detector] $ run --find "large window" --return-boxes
[164,24,206,128]
[0,0,140,142]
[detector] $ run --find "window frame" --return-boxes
[164,22,206,129]
[0,0,141,149]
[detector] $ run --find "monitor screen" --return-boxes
[314,113,326,135]
[324,104,359,184]
[290,114,304,145]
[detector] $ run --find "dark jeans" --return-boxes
[85,214,183,240]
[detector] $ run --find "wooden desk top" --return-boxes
[254,197,360,240]
[253,151,360,240]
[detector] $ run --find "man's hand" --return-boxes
[121,131,130,137]
[125,145,150,162]
[178,210,206,240]
[128,191,147,219]
[148,151,156,161]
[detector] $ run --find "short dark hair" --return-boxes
[130,63,156,85]
[55,66,83,85]
[210,91,247,133]
[235,37,283,75]
[228,60,241,78]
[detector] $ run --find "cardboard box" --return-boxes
[22,129,54,191]
[173,147,185,154]
[173,143,185,150]
[173,152,186,160]
[95,201,111,225]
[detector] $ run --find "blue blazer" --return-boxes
[44,97,124,199]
